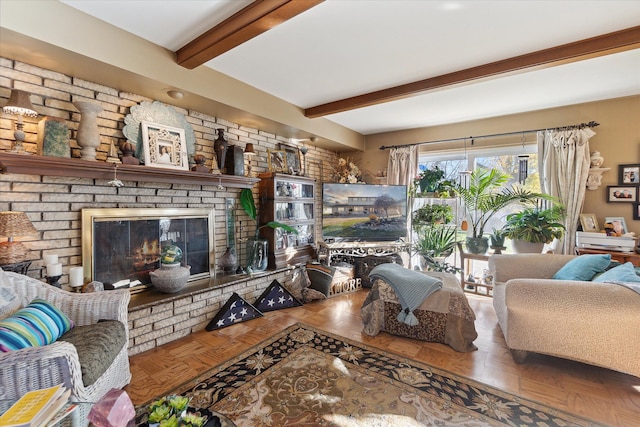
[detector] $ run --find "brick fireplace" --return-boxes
[0,57,340,355]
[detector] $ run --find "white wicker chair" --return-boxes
[0,270,131,425]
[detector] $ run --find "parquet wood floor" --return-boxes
[125,291,640,426]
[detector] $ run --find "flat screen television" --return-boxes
[322,183,408,242]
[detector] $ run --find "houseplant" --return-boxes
[412,166,453,197]
[412,203,454,227]
[502,205,565,253]
[240,188,297,272]
[489,228,507,254]
[452,168,552,254]
[148,395,207,427]
[412,224,460,273]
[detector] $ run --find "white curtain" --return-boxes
[387,145,418,186]
[387,145,418,267]
[537,127,595,254]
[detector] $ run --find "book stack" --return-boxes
[0,384,73,427]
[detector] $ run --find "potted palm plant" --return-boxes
[452,168,553,254]
[502,205,565,253]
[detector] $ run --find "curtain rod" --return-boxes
[378,121,599,150]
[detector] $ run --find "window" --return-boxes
[418,144,539,234]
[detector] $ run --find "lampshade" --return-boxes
[244,143,256,155]
[0,211,37,264]
[2,89,38,117]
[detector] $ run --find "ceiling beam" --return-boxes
[305,26,640,118]
[176,0,324,69]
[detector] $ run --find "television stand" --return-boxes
[318,241,410,266]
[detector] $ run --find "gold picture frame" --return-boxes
[268,149,288,173]
[579,213,599,232]
[278,143,302,175]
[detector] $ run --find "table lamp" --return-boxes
[2,89,38,154]
[244,142,256,177]
[0,211,38,264]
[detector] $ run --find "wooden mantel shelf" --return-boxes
[0,153,260,188]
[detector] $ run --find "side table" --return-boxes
[457,243,492,297]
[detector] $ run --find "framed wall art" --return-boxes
[634,203,640,220]
[619,163,640,184]
[604,216,627,235]
[279,143,302,175]
[141,121,189,170]
[579,213,599,232]
[268,149,288,173]
[606,185,637,203]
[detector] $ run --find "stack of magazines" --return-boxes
[0,384,76,427]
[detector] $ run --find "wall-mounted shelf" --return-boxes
[0,153,259,188]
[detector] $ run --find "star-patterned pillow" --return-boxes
[254,280,302,313]
[205,293,263,331]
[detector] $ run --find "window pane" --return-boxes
[418,145,540,236]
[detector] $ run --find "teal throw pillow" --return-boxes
[552,254,611,281]
[0,298,74,352]
[593,262,640,283]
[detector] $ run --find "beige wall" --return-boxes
[357,95,640,235]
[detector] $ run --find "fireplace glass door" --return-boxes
[82,208,214,290]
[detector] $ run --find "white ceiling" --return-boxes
[60,0,640,136]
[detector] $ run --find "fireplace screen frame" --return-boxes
[82,208,215,289]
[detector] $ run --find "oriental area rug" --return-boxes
[136,324,601,427]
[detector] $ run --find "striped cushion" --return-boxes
[0,298,74,352]
[305,263,336,296]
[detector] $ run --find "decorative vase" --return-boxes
[213,128,228,172]
[465,237,489,254]
[219,246,238,273]
[73,101,103,161]
[150,263,190,293]
[246,238,268,272]
[590,151,604,168]
[119,141,139,165]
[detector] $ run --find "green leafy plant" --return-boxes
[413,224,458,259]
[489,228,506,247]
[412,166,454,196]
[502,205,565,244]
[412,224,460,273]
[147,395,206,427]
[240,188,297,238]
[412,204,454,228]
[451,168,553,238]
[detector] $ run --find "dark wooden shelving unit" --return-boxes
[0,153,259,188]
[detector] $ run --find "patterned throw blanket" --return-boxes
[369,263,442,326]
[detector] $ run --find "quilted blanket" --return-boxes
[369,263,442,326]
[361,271,478,352]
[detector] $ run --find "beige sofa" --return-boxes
[489,254,640,378]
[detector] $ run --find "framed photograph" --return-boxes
[279,143,302,175]
[268,149,288,173]
[579,213,599,232]
[634,203,640,220]
[606,185,638,203]
[619,164,640,184]
[141,121,188,170]
[604,216,627,235]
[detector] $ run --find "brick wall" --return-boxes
[0,57,338,354]
[127,268,297,355]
